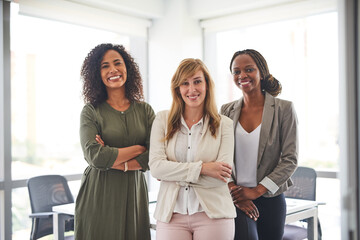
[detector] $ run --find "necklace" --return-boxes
[185,116,202,124]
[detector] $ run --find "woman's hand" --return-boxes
[228,183,259,220]
[230,185,268,201]
[235,200,259,221]
[95,134,105,147]
[112,162,125,171]
[200,162,232,182]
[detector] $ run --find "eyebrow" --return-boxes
[101,59,122,66]
[232,64,256,69]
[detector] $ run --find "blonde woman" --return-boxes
[149,58,236,240]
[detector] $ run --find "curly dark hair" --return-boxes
[81,43,144,106]
[229,49,282,97]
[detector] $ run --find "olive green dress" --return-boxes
[75,101,155,240]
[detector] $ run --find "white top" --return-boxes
[234,122,279,194]
[235,122,261,187]
[173,116,204,215]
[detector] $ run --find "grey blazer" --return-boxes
[220,92,298,197]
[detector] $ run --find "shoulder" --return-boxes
[274,97,293,108]
[155,110,169,120]
[133,101,152,110]
[273,97,296,115]
[265,92,294,110]
[218,114,234,134]
[81,103,97,116]
[220,100,239,115]
[267,95,297,120]
[135,101,155,114]
[220,114,233,126]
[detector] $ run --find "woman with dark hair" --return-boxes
[75,43,155,240]
[220,49,298,240]
[149,58,236,240]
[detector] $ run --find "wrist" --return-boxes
[228,181,236,190]
[124,162,128,172]
[200,162,208,175]
[254,184,268,197]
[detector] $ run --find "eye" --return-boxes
[101,64,109,69]
[115,61,123,66]
[246,68,254,72]
[232,70,240,75]
[194,80,202,84]
[181,81,189,86]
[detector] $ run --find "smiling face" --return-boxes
[231,54,262,94]
[100,50,127,90]
[179,70,207,110]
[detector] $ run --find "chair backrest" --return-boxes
[284,166,317,201]
[27,175,74,213]
[27,175,74,239]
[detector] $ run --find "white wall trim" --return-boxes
[200,0,337,33]
[18,0,152,37]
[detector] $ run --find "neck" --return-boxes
[242,90,265,108]
[106,88,129,107]
[183,106,204,123]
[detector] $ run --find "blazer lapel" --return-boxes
[231,99,243,132]
[257,92,275,166]
[229,99,242,182]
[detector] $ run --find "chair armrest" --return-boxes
[29,212,53,218]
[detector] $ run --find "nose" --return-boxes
[189,83,196,92]
[109,65,118,73]
[238,71,247,80]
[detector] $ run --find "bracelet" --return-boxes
[124,162,128,172]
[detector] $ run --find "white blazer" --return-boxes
[149,110,236,223]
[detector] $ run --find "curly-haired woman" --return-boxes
[221,49,298,240]
[75,43,155,240]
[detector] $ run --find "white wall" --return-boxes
[148,0,202,113]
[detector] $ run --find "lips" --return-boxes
[108,75,121,81]
[187,94,200,100]
[238,80,251,86]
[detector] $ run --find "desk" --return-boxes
[52,197,318,240]
[285,198,318,240]
[52,204,74,240]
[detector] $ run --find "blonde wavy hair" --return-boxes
[165,58,220,141]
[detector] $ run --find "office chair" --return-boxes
[27,175,74,240]
[283,166,322,240]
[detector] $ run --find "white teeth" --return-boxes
[239,81,250,86]
[188,95,199,100]
[109,76,120,80]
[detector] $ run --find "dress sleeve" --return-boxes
[133,103,156,171]
[80,104,118,170]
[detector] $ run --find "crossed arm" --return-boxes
[95,135,144,171]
